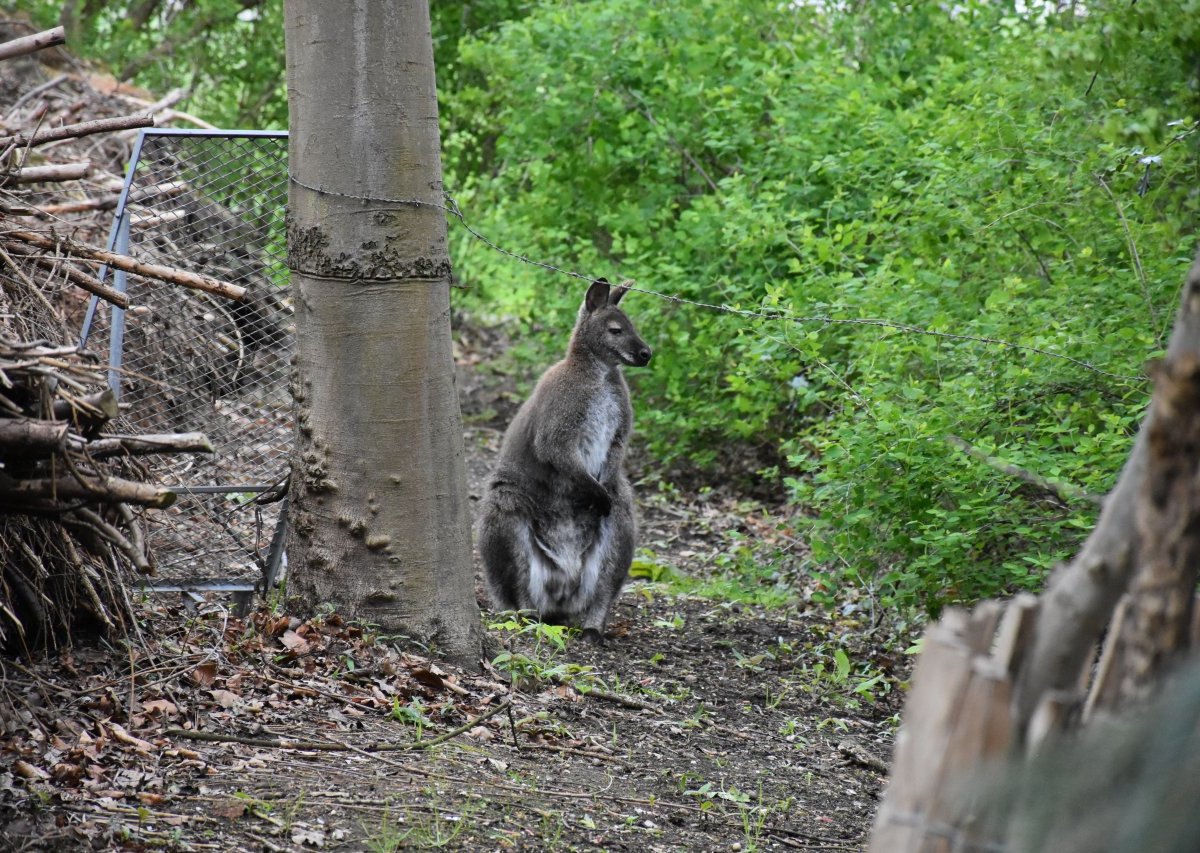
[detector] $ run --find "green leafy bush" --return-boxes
[441,0,1199,611]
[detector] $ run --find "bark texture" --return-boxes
[284,0,482,665]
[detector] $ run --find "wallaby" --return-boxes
[477,278,652,643]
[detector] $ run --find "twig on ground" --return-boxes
[567,681,665,713]
[164,700,512,753]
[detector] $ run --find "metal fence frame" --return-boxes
[80,128,291,597]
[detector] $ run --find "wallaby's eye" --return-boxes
[608,326,622,335]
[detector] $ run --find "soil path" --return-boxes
[1,359,900,852]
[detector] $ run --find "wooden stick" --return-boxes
[36,197,118,215]
[13,248,130,308]
[6,162,92,184]
[0,27,65,62]
[76,432,214,458]
[51,388,119,428]
[0,472,175,508]
[0,418,68,452]
[5,231,246,302]
[164,700,512,753]
[0,113,154,150]
[3,73,69,119]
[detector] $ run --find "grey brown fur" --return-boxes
[477,278,652,643]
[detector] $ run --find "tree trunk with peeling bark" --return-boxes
[284,0,482,666]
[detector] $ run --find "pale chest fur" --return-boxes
[578,382,623,479]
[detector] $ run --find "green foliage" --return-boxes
[441,0,1200,611]
[19,1,526,131]
[22,0,286,129]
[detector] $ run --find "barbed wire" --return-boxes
[287,173,1146,384]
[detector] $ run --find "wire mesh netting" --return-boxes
[81,130,292,584]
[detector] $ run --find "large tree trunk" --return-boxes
[284,0,482,666]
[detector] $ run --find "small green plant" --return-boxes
[389,697,430,739]
[536,810,566,849]
[366,802,473,851]
[488,611,594,689]
[629,556,678,583]
[665,533,798,609]
[652,613,686,631]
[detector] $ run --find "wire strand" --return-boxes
[287,173,1145,384]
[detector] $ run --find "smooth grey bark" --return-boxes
[284,0,482,666]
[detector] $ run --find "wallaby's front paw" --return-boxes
[581,627,606,645]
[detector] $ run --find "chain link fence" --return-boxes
[81,129,291,588]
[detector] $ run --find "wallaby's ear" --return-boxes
[609,279,634,305]
[585,278,611,314]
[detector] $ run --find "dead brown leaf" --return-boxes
[13,760,50,781]
[209,689,243,709]
[142,698,178,717]
[191,662,218,687]
[280,630,312,656]
[211,799,247,820]
[108,722,154,754]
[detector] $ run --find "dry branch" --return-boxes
[14,248,130,308]
[36,196,118,215]
[51,388,119,431]
[0,27,65,62]
[6,230,246,301]
[0,472,175,508]
[3,72,68,119]
[0,113,154,150]
[0,418,68,452]
[78,432,213,458]
[946,435,1101,506]
[4,162,92,184]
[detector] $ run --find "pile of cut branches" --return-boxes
[0,22,240,649]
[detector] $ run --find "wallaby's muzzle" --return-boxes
[628,345,652,367]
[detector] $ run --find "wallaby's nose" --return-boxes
[637,346,652,366]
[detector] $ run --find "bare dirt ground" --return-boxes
[0,334,906,852]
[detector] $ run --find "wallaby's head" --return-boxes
[570,278,653,368]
